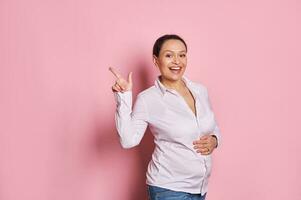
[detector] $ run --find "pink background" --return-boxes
[0,0,300,200]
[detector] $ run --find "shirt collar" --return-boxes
[154,75,192,96]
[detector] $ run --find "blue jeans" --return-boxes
[147,185,207,200]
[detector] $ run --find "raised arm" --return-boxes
[109,67,133,93]
[109,67,148,149]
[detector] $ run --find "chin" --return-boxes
[160,69,185,82]
[166,74,184,81]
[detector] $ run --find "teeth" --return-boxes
[170,67,180,70]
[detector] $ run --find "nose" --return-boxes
[172,55,180,64]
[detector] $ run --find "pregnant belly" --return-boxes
[154,141,206,181]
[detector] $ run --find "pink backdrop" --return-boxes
[0,0,300,200]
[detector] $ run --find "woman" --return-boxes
[109,34,221,200]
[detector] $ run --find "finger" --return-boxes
[193,145,209,149]
[201,151,211,155]
[193,135,210,144]
[207,139,216,148]
[115,83,123,91]
[197,147,211,154]
[200,135,210,140]
[193,140,208,145]
[112,85,121,92]
[193,142,207,148]
[194,143,209,149]
[116,79,126,88]
[197,148,210,154]
[198,138,210,144]
[128,72,132,85]
[109,67,121,79]
[116,81,125,90]
[193,140,198,145]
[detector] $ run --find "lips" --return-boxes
[169,66,182,74]
[169,66,181,70]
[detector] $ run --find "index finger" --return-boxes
[193,140,208,145]
[109,67,121,79]
[199,135,210,140]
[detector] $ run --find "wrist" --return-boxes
[211,135,218,148]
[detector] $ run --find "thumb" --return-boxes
[128,72,133,84]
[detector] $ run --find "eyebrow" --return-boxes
[161,50,187,53]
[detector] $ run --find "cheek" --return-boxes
[159,59,171,68]
[157,63,168,73]
[181,58,187,65]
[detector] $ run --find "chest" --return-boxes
[178,88,196,117]
[147,92,199,141]
[145,89,216,141]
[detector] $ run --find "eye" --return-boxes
[180,54,186,58]
[165,54,172,58]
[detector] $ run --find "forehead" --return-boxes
[161,39,186,52]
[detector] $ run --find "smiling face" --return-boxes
[153,39,187,84]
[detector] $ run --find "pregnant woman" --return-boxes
[110,34,221,200]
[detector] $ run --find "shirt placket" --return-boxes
[190,89,201,130]
[187,88,209,192]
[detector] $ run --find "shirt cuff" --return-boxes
[114,91,132,109]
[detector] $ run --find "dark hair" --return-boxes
[152,34,187,57]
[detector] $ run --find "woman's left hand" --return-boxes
[193,135,217,155]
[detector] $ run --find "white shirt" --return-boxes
[114,76,221,195]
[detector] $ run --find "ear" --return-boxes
[153,55,159,68]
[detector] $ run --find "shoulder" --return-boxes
[133,86,159,112]
[135,85,163,108]
[137,85,160,99]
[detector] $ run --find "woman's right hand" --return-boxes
[109,67,133,93]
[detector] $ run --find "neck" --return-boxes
[159,76,185,91]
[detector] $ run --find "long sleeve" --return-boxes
[114,91,149,149]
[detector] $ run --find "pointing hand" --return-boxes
[109,67,133,93]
